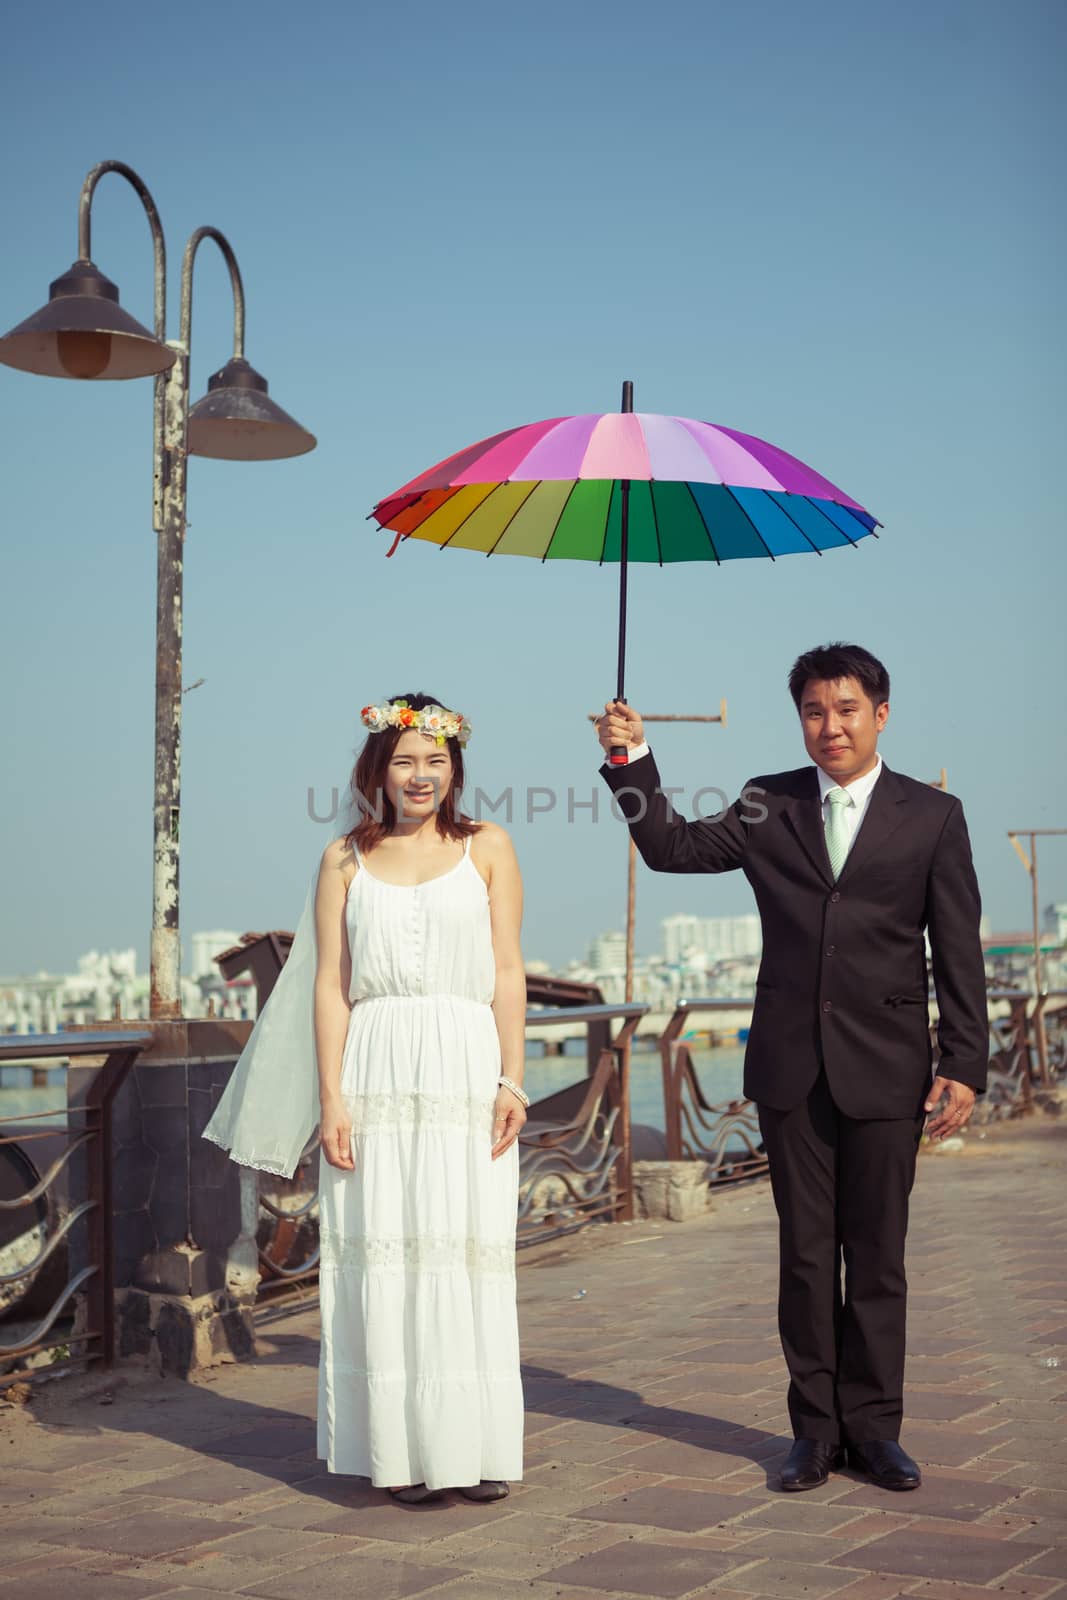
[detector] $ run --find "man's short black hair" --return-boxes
[788,643,890,713]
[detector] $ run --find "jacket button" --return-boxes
[826,944,836,956]
[822,1000,833,1012]
[830,891,841,903]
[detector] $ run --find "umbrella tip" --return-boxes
[621,379,634,414]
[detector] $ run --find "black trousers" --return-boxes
[757,1069,924,1444]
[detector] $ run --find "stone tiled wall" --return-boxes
[67,1018,260,1374]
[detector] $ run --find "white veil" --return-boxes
[202,861,323,1179]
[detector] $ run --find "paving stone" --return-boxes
[834,1471,1019,1521]
[303,1496,506,1544]
[541,1539,745,1596]
[0,1576,172,1600]
[136,1459,316,1501]
[37,1511,247,1558]
[1020,1550,1067,1579]
[606,1437,772,1480]
[731,1501,868,1535]
[245,1555,463,1598]
[828,1528,1044,1583]
[203,1423,317,1458]
[907,1581,1063,1599]
[571,1484,760,1532]
[721,1558,867,1597]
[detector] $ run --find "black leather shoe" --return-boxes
[458,1480,509,1502]
[846,1438,921,1490]
[387,1484,444,1504]
[779,1438,844,1491]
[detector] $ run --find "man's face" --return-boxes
[799,676,888,784]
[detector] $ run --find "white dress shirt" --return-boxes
[816,754,883,863]
[606,743,884,867]
[615,741,651,764]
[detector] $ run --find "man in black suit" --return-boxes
[596,643,988,1493]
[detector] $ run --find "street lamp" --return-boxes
[0,160,316,1019]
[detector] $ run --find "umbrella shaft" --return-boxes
[616,478,630,703]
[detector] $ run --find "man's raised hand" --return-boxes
[595,700,645,759]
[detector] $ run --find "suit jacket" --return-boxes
[600,754,989,1118]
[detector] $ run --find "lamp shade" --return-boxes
[0,260,175,380]
[187,357,316,461]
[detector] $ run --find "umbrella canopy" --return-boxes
[371,409,879,562]
[370,384,880,763]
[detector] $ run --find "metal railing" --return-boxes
[978,989,1067,1118]
[658,999,767,1180]
[255,1144,320,1299]
[0,1030,152,1387]
[518,1001,645,1247]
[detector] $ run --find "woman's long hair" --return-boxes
[343,691,476,855]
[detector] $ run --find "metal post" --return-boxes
[1007,827,1066,1089]
[150,349,188,1017]
[74,164,183,1019]
[593,703,728,1006]
[150,227,246,1018]
[1030,833,1049,1084]
[624,836,637,1003]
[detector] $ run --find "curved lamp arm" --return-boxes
[78,161,167,342]
[180,226,245,359]
[78,162,169,529]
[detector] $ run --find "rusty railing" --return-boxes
[970,989,1067,1120]
[255,1142,320,1299]
[0,1030,152,1386]
[658,999,766,1180]
[518,1001,646,1248]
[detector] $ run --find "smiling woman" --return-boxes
[311,692,528,1503]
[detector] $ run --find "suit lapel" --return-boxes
[782,769,834,887]
[836,763,909,886]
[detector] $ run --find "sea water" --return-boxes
[523,1044,746,1132]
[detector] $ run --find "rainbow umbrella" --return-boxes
[370,382,880,763]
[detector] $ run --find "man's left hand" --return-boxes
[924,1076,976,1140]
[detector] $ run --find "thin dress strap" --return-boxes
[351,836,363,866]
[463,832,472,857]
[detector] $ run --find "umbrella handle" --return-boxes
[609,697,629,767]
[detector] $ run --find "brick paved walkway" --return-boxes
[2,1119,1065,1599]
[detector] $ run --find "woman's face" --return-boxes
[385,729,455,821]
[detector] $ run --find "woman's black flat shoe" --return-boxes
[458,1480,509,1502]
[387,1484,444,1504]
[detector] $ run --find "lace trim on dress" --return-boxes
[320,1229,516,1276]
[202,1127,312,1178]
[343,1091,497,1134]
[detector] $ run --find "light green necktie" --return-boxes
[824,786,854,880]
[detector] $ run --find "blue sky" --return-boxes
[1,0,1064,974]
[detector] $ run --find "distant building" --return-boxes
[662,913,761,963]
[190,930,243,981]
[588,931,626,973]
[0,928,253,1031]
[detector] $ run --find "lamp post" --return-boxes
[1007,827,1067,1086]
[0,160,316,1019]
[591,703,728,1001]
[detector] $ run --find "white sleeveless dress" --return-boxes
[316,832,524,1490]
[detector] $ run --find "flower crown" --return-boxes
[360,699,471,748]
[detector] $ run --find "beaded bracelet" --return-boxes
[498,1076,530,1109]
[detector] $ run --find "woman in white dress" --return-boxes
[313,692,527,1503]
